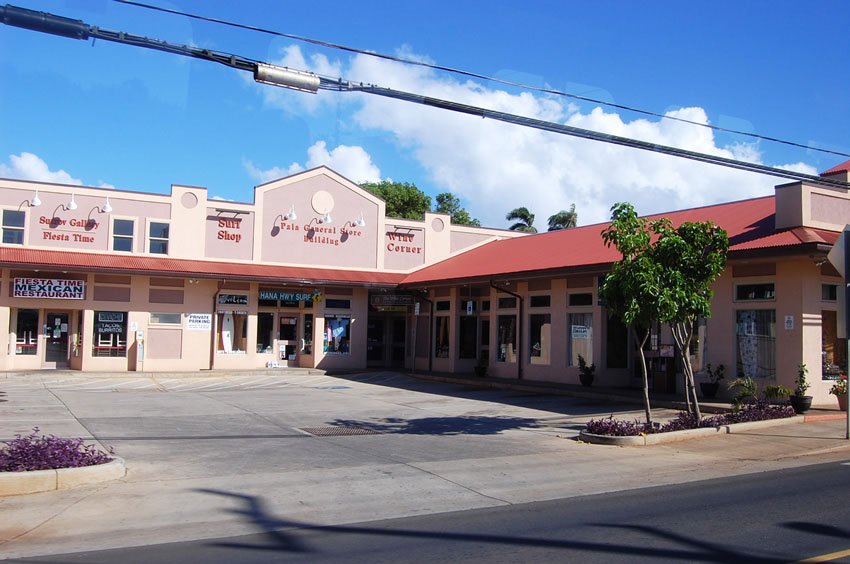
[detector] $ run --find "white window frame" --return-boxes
[110,216,135,253]
[146,218,170,255]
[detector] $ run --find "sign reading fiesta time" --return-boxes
[13,278,85,299]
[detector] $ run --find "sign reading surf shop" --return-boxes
[13,278,85,299]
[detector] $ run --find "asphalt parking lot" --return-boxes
[2,370,849,560]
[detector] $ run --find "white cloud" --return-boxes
[243,141,381,185]
[0,152,83,185]
[260,45,820,227]
[345,52,805,226]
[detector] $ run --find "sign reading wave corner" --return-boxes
[13,278,85,299]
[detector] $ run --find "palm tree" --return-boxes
[548,204,578,231]
[505,207,537,233]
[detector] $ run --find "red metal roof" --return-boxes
[821,159,850,176]
[401,196,838,286]
[0,248,404,287]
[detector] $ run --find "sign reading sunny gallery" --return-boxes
[13,278,85,299]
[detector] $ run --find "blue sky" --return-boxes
[0,0,847,227]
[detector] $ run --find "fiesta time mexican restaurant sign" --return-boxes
[13,278,85,299]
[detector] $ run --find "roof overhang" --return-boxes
[0,248,404,288]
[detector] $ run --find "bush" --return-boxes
[585,416,659,436]
[0,427,112,472]
[585,402,796,436]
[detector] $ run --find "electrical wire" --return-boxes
[113,0,850,160]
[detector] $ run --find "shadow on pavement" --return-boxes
[325,415,543,435]
[195,488,787,562]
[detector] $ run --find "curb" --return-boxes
[0,457,126,496]
[579,415,805,446]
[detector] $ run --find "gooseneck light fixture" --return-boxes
[30,189,41,207]
[66,193,78,211]
[284,205,297,221]
[321,212,332,224]
[101,196,113,214]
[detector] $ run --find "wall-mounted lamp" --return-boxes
[101,196,113,214]
[30,189,41,207]
[66,193,78,211]
[343,213,367,230]
[284,205,297,221]
[321,212,332,224]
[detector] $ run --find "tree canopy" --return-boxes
[435,192,481,226]
[361,181,432,220]
[548,205,577,231]
[361,181,479,225]
[506,207,537,233]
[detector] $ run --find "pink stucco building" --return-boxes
[0,162,848,406]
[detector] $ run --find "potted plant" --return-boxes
[789,363,812,414]
[829,374,848,411]
[578,354,595,387]
[699,363,725,399]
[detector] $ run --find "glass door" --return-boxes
[44,312,70,368]
[278,315,298,366]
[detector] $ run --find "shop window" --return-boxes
[113,219,134,252]
[93,311,128,357]
[279,315,297,340]
[304,314,313,354]
[150,312,181,325]
[735,283,775,301]
[480,319,490,348]
[568,313,593,366]
[14,308,38,355]
[498,297,516,309]
[736,310,775,378]
[822,284,838,302]
[482,300,491,312]
[435,317,450,358]
[497,315,516,363]
[257,312,274,353]
[435,300,451,311]
[458,316,477,359]
[2,210,25,245]
[217,312,247,353]
[324,316,350,354]
[569,293,593,306]
[325,298,351,309]
[822,310,847,379]
[529,295,550,308]
[529,313,551,365]
[149,221,169,255]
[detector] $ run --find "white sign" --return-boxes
[466,300,473,316]
[784,315,794,330]
[187,313,212,331]
[13,278,85,299]
[414,302,420,316]
[571,325,590,340]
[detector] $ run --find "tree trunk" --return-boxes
[632,326,652,425]
[671,320,701,420]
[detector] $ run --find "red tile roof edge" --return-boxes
[0,248,404,287]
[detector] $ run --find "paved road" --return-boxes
[2,370,850,560]
[9,461,850,563]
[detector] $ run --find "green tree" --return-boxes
[547,205,577,231]
[361,180,431,220]
[434,192,481,226]
[652,218,729,419]
[600,203,664,424]
[506,207,537,233]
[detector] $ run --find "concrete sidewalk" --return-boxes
[1,370,850,560]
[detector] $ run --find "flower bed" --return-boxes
[0,428,112,472]
[585,402,796,437]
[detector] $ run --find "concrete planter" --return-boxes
[579,416,804,446]
[0,457,125,496]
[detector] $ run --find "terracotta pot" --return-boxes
[837,394,848,412]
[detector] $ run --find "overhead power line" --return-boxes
[112,0,850,160]
[1,3,848,192]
